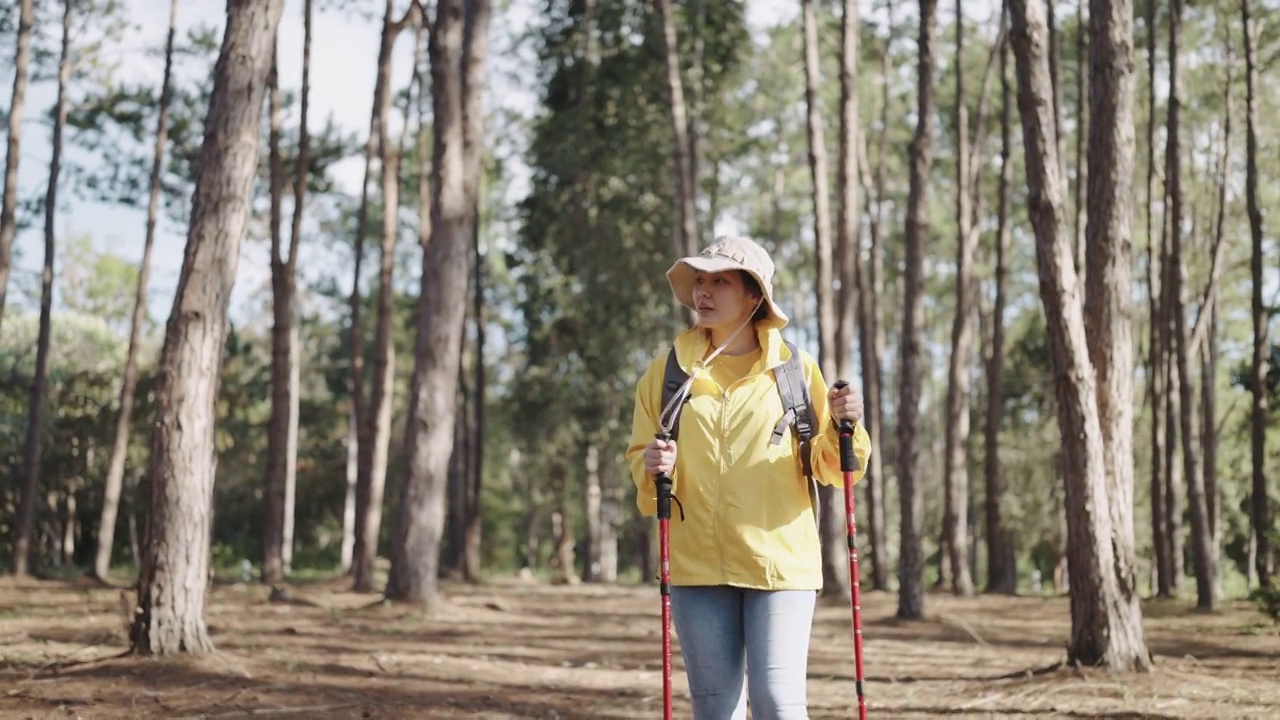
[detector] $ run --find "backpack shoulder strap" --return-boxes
[661,346,689,441]
[771,341,816,477]
[771,341,822,531]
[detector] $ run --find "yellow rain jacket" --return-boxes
[626,324,872,591]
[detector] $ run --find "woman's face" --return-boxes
[691,270,760,331]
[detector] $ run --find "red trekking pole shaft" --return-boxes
[654,431,675,720]
[833,381,867,719]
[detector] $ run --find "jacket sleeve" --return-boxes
[625,354,672,517]
[801,351,872,489]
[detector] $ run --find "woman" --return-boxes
[626,235,872,719]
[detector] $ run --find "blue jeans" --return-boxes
[670,586,816,720]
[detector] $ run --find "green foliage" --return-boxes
[1250,579,1280,624]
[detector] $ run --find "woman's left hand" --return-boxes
[829,383,864,425]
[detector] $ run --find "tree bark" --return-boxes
[897,0,938,620]
[0,0,34,331]
[836,0,860,391]
[942,0,975,598]
[861,0,895,592]
[1074,0,1088,281]
[95,0,179,584]
[1144,0,1171,598]
[1008,0,1150,670]
[13,0,71,577]
[655,0,696,261]
[353,0,422,592]
[1163,0,1215,611]
[985,3,1017,596]
[802,0,844,599]
[130,0,285,654]
[386,0,491,606]
[1084,0,1148,654]
[1241,0,1271,588]
[264,0,311,585]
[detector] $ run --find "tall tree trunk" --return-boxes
[861,0,895,592]
[1084,0,1148,658]
[836,0,860,393]
[353,1,422,592]
[802,0,845,599]
[1009,0,1150,670]
[386,0,491,606]
[1164,0,1215,611]
[13,0,71,577]
[655,0,696,261]
[0,0,34,331]
[129,0,285,654]
[942,0,975,598]
[1241,0,1271,588]
[1144,0,1171,599]
[985,3,1017,595]
[95,0,179,584]
[897,0,938,620]
[264,0,311,585]
[1074,0,1088,281]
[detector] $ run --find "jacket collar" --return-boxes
[672,324,791,377]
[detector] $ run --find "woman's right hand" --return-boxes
[644,437,677,478]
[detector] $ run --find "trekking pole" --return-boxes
[653,431,675,720]
[832,381,867,720]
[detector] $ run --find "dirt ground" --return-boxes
[1,575,1277,719]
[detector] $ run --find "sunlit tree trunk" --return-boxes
[1009,0,1150,669]
[386,0,491,606]
[942,0,975,598]
[655,0,696,261]
[13,0,71,577]
[95,0,179,584]
[353,0,422,592]
[130,0,285,654]
[1164,0,1215,611]
[264,0,311,585]
[861,0,895,592]
[0,0,34,331]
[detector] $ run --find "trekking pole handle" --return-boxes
[654,431,674,521]
[832,381,857,472]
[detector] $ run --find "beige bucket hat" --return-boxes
[665,235,788,328]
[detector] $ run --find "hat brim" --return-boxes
[665,257,789,328]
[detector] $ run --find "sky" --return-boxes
[3,0,987,329]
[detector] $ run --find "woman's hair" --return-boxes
[739,271,769,322]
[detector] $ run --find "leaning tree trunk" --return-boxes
[129,0,285,655]
[654,0,696,262]
[896,0,938,620]
[264,0,311,585]
[1241,0,1271,588]
[985,3,1017,595]
[801,0,845,599]
[0,0,34,331]
[1164,0,1215,611]
[12,0,71,577]
[385,0,491,606]
[1144,0,1171,599]
[1009,0,1150,670]
[95,0,179,585]
[1074,0,1088,280]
